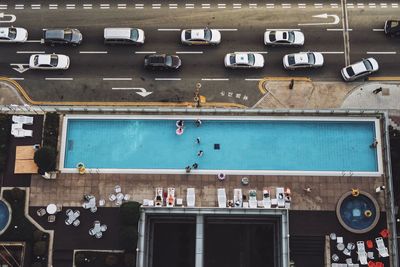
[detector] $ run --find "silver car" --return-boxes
[181,28,221,45]
[264,30,304,46]
[224,53,264,69]
[0,27,28,43]
[341,58,379,81]
[283,52,324,70]
[29,54,70,70]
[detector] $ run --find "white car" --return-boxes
[224,53,264,69]
[341,58,379,81]
[181,28,221,45]
[29,54,70,70]
[264,30,304,46]
[283,52,324,70]
[0,27,28,43]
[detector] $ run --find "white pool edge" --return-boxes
[59,114,383,177]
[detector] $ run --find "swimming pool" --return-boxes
[60,115,382,175]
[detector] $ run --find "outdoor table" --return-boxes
[90,221,107,238]
[337,243,345,251]
[66,209,80,225]
[46,204,57,215]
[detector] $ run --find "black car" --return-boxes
[144,54,181,70]
[384,20,400,37]
[42,28,83,46]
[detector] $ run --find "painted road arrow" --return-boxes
[10,64,29,73]
[0,13,17,23]
[111,87,153,97]
[298,13,340,26]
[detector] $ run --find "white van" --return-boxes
[104,28,145,45]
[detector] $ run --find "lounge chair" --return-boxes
[217,188,227,208]
[356,241,368,265]
[11,123,23,131]
[155,188,164,207]
[187,188,195,207]
[276,187,285,208]
[284,188,291,209]
[375,237,389,257]
[248,189,257,208]
[12,115,33,125]
[233,188,243,208]
[12,128,32,138]
[262,188,271,208]
[166,187,175,207]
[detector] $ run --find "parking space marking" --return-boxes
[318,51,344,54]
[155,78,182,81]
[266,28,301,31]
[392,3,399,8]
[103,78,132,81]
[245,78,262,81]
[314,3,323,8]
[45,78,73,81]
[282,4,291,8]
[217,4,226,8]
[298,3,306,8]
[380,3,388,8]
[201,78,229,81]
[16,51,45,54]
[217,29,238,31]
[26,40,42,43]
[233,3,242,9]
[249,3,257,8]
[330,3,339,8]
[266,4,275,8]
[176,51,203,54]
[366,51,397,54]
[327,28,353,31]
[0,4,7,10]
[234,51,268,54]
[79,51,108,54]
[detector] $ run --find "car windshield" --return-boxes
[229,55,236,64]
[165,56,172,66]
[269,31,276,42]
[185,31,191,40]
[247,54,255,65]
[287,55,296,65]
[130,29,139,41]
[8,27,17,39]
[391,21,399,27]
[50,55,59,67]
[34,55,39,66]
[204,29,212,41]
[64,29,73,41]
[288,32,295,42]
[346,66,355,76]
[307,53,315,64]
[363,60,373,71]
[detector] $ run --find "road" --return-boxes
[0,1,399,105]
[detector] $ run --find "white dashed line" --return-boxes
[31,4,41,9]
[298,3,306,8]
[366,51,397,54]
[392,3,399,8]
[49,4,58,9]
[15,4,24,9]
[135,4,144,9]
[100,4,110,9]
[176,51,203,54]
[318,51,345,54]
[16,51,45,54]
[45,78,73,81]
[326,28,353,31]
[346,3,354,8]
[158,29,181,31]
[373,29,384,31]
[10,78,25,81]
[201,78,229,81]
[0,4,7,10]
[380,3,388,8]
[245,78,262,81]
[103,78,132,81]
[169,4,178,9]
[266,28,301,31]
[217,3,226,8]
[201,3,210,8]
[314,3,323,8]
[357,3,364,8]
[185,3,194,8]
[79,51,108,54]
[282,4,291,8]
[369,3,376,8]
[233,3,242,9]
[234,51,268,54]
[117,4,127,9]
[66,4,75,9]
[216,29,238,31]
[135,51,156,54]
[266,3,274,8]
[152,4,161,9]
[26,40,42,43]
[330,3,339,8]
[249,3,257,8]
[155,78,182,81]
[83,4,93,9]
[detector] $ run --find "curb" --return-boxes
[0,77,247,109]
[258,76,312,95]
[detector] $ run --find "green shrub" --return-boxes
[105,254,119,266]
[119,226,138,251]
[43,112,59,148]
[123,252,136,267]
[120,202,141,226]
[34,146,56,172]
[33,241,47,256]
[0,114,11,174]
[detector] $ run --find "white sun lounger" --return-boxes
[154,187,164,207]
[375,237,389,257]
[187,188,195,207]
[12,128,33,138]
[233,188,243,208]
[276,187,285,208]
[12,115,34,125]
[217,188,227,208]
[166,187,175,207]
[248,189,257,208]
[356,241,368,265]
[262,188,271,208]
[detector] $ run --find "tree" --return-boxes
[34,146,56,172]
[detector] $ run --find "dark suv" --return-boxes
[144,54,181,70]
[42,28,83,46]
[384,20,400,37]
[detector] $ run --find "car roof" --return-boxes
[149,54,166,63]
[351,61,367,74]
[190,29,205,39]
[234,54,249,64]
[0,27,10,38]
[45,29,64,39]
[37,55,53,65]
[293,53,309,64]
[275,31,289,41]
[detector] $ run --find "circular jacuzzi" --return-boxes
[0,199,11,235]
[336,191,380,234]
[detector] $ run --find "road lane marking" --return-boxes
[103,78,133,81]
[10,78,25,80]
[135,4,144,9]
[319,51,344,54]
[266,4,274,8]
[17,51,45,54]
[176,51,203,54]
[366,51,397,54]
[233,3,241,9]
[158,29,181,31]
[155,78,181,81]
[135,51,156,54]
[202,3,210,8]
[234,51,268,54]
[169,4,178,9]
[66,4,75,9]
[217,4,226,8]
[216,29,238,31]
[185,4,194,8]
[373,29,384,31]
[83,4,93,9]
[31,4,41,9]
[26,40,42,43]
[152,4,161,9]
[117,4,127,9]
[79,51,108,54]
[298,3,306,8]
[266,28,301,31]
[49,4,58,9]
[45,78,73,81]
[0,5,7,10]
[327,28,353,31]
[201,78,229,81]
[100,4,110,9]
[245,78,262,81]
[15,4,24,9]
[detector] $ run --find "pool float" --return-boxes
[176,127,184,135]
[76,162,86,175]
[364,210,372,217]
[218,173,226,181]
[351,188,360,197]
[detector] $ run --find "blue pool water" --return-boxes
[64,119,378,171]
[339,194,377,231]
[0,200,10,234]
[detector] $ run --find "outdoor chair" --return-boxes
[346,258,353,265]
[367,251,374,259]
[367,240,374,249]
[155,188,164,207]
[343,248,351,256]
[100,224,107,232]
[65,219,72,226]
[217,188,227,208]
[375,262,384,267]
[248,189,257,208]
[109,194,116,201]
[123,194,131,201]
[12,115,33,125]
[82,202,91,209]
[114,185,122,193]
[73,219,80,227]
[276,187,285,208]
[48,215,56,223]
[375,237,389,257]
[331,254,339,262]
[357,241,368,265]
[37,208,46,217]
[56,204,62,213]
[187,188,195,208]
[262,188,271,208]
[115,199,122,206]
[90,206,97,213]
[98,199,105,206]
[89,228,95,236]
[74,210,80,217]
[233,189,243,208]
[347,243,356,250]
[95,232,103,239]
[166,187,175,207]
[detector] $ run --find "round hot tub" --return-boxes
[336,191,380,234]
[0,198,11,235]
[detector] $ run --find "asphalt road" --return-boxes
[0,1,399,105]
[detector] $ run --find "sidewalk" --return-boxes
[0,79,27,105]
